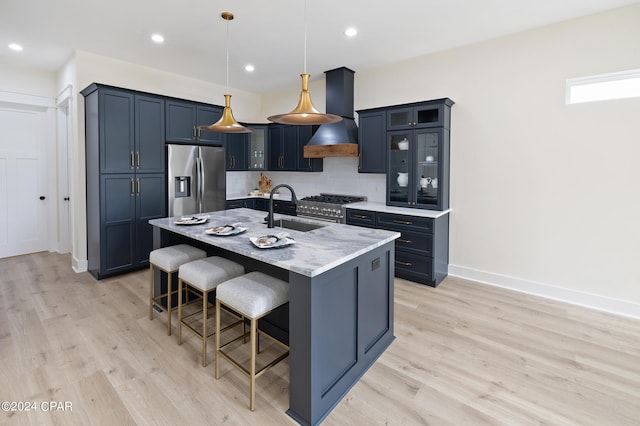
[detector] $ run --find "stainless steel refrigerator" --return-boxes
[167,144,226,217]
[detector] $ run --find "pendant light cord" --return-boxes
[303,0,307,74]
[225,17,230,92]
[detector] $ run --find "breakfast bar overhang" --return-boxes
[149,208,399,425]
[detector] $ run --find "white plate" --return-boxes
[175,215,209,225]
[205,225,247,236]
[250,234,295,249]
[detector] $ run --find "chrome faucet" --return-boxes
[266,184,298,228]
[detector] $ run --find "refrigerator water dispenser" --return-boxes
[175,176,191,198]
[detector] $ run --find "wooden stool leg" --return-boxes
[149,264,154,320]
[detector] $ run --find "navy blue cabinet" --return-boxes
[346,209,449,287]
[165,100,223,144]
[225,133,249,170]
[356,108,387,173]
[82,84,166,279]
[268,124,322,171]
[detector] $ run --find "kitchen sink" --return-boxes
[272,218,326,232]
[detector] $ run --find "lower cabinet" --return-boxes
[346,209,449,287]
[90,173,165,279]
[225,198,255,209]
[225,198,296,216]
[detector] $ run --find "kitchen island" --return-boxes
[149,208,399,425]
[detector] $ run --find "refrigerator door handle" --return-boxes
[196,155,202,213]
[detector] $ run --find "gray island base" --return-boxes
[149,208,399,425]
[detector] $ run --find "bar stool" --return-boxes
[215,271,289,411]
[149,244,206,335]
[177,256,245,367]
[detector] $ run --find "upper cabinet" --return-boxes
[248,124,269,171]
[387,128,449,210]
[356,108,387,173]
[165,100,223,144]
[91,88,165,174]
[386,99,452,130]
[268,124,322,172]
[225,132,249,170]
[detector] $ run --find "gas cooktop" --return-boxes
[300,193,366,205]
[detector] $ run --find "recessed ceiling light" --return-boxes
[8,43,23,52]
[151,34,165,44]
[245,64,255,72]
[344,27,358,37]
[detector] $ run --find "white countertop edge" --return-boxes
[346,201,451,218]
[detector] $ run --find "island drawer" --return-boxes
[377,212,433,234]
[346,209,376,228]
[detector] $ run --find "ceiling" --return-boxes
[1,0,638,94]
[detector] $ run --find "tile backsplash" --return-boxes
[226,157,386,202]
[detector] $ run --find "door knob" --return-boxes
[39,196,46,200]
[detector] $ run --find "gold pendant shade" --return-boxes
[267,74,342,125]
[198,12,251,134]
[199,94,251,133]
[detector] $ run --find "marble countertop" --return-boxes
[149,208,399,277]
[346,201,451,218]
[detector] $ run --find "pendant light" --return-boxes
[267,0,342,125]
[198,11,251,133]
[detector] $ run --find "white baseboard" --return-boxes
[72,256,88,273]
[448,264,640,320]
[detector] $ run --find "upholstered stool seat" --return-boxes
[177,257,245,366]
[215,271,289,411]
[149,244,206,335]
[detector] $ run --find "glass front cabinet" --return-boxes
[387,127,450,210]
[386,98,452,211]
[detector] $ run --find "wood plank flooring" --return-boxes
[1,251,639,425]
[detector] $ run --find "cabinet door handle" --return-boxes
[353,214,369,219]
[397,238,413,244]
[130,178,135,195]
[393,219,413,225]
[137,151,141,168]
[137,178,140,194]
[193,127,197,138]
[130,152,135,169]
[395,260,412,267]
[198,128,202,139]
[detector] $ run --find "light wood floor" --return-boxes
[1,252,639,425]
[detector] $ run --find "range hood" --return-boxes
[304,67,359,158]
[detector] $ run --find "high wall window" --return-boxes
[566,69,640,104]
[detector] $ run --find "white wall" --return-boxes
[347,5,638,314]
[0,61,57,96]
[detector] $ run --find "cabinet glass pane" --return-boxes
[249,127,266,170]
[415,107,440,126]
[416,132,439,206]
[388,109,412,128]
[388,133,411,204]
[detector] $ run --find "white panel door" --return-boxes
[0,104,49,258]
